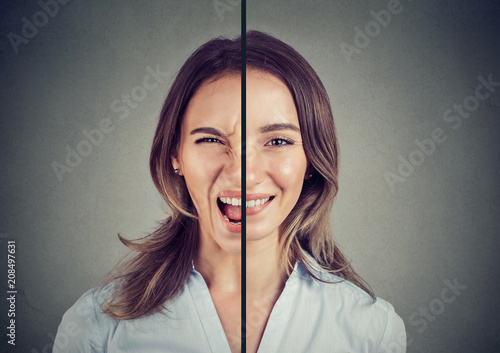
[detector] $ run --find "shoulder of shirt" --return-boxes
[71,281,119,315]
[294,257,407,352]
[296,259,397,326]
[294,256,374,300]
[55,282,120,352]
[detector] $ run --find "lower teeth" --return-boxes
[223,215,241,225]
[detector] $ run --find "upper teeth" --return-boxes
[219,197,271,208]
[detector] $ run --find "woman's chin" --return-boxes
[245,222,279,243]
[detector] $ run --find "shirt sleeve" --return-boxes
[53,289,105,353]
[376,301,406,353]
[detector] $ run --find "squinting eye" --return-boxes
[195,137,224,144]
[266,138,293,147]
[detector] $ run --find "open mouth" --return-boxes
[217,196,275,225]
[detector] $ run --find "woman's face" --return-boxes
[172,70,308,254]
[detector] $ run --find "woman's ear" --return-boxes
[305,164,314,180]
[171,157,182,176]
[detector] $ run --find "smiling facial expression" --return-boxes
[172,70,308,254]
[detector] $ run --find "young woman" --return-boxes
[55,31,406,353]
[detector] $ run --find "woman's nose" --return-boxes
[223,148,241,187]
[245,146,265,188]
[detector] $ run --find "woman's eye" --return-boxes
[195,137,224,144]
[266,138,293,147]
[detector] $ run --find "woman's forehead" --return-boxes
[246,71,298,130]
[182,71,298,134]
[182,75,241,132]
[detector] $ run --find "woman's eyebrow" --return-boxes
[259,123,300,133]
[190,127,226,136]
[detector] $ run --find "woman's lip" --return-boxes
[216,194,274,226]
[218,190,241,198]
[217,191,274,201]
[246,193,274,201]
[246,197,273,216]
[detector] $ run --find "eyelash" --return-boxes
[194,136,294,147]
[195,136,224,145]
[265,136,294,148]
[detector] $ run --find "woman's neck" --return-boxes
[194,231,288,299]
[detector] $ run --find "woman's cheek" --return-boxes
[184,147,223,175]
[270,154,307,185]
[200,151,227,178]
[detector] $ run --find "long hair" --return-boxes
[100,30,374,321]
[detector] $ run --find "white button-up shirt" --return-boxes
[55,260,406,352]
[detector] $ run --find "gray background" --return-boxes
[0,0,499,352]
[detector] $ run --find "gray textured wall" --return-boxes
[0,0,498,352]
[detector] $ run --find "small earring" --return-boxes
[174,169,179,175]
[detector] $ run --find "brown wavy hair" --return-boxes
[100,30,374,320]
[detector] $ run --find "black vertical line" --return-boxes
[241,0,247,352]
